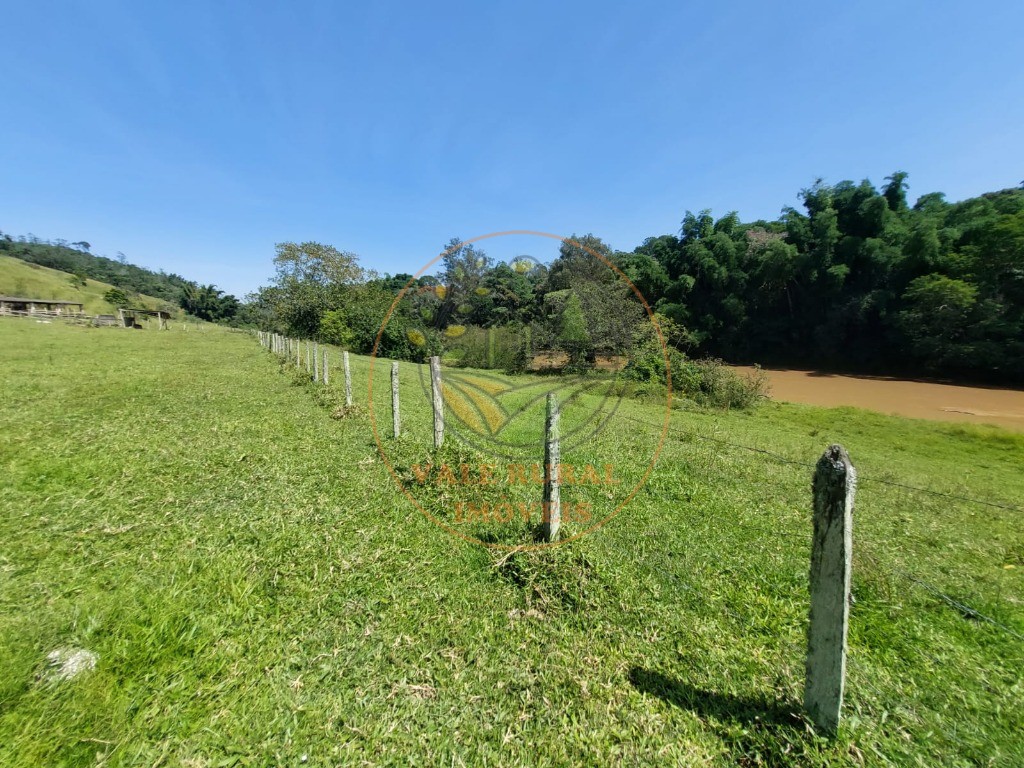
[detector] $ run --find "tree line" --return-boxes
[251,175,1024,384]
[6,171,1022,383]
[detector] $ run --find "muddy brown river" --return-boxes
[732,367,1024,432]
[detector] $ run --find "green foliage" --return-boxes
[102,287,130,307]
[180,284,238,322]
[247,176,1024,383]
[625,317,767,409]
[558,292,591,371]
[640,179,1024,382]
[441,325,523,370]
[318,309,356,348]
[672,358,770,409]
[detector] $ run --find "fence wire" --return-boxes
[614,411,1024,644]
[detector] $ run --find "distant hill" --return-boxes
[0,234,190,304]
[0,255,170,316]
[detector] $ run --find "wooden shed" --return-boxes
[117,307,172,330]
[0,296,85,316]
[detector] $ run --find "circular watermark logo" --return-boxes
[368,231,672,549]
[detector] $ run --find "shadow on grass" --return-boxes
[628,667,801,727]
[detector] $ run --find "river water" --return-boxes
[731,367,1024,432]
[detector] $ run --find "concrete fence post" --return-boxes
[343,352,352,407]
[323,350,329,386]
[391,361,400,438]
[540,394,561,542]
[806,444,856,736]
[429,356,444,448]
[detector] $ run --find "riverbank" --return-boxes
[733,366,1024,431]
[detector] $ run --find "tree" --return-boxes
[268,241,364,337]
[558,292,591,370]
[546,234,614,291]
[436,237,492,328]
[180,283,239,322]
[883,171,910,212]
[898,274,978,369]
[104,287,130,307]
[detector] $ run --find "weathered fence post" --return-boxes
[322,350,329,386]
[391,361,400,438]
[430,356,444,448]
[313,342,320,383]
[540,394,561,542]
[306,342,311,374]
[295,339,300,368]
[343,352,353,407]
[805,444,856,736]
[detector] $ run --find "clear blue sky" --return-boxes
[3,1,1022,297]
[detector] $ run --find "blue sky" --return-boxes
[2,0,1022,297]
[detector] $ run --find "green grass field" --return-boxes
[1,319,1021,766]
[0,256,167,315]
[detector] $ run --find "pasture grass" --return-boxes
[1,319,1021,766]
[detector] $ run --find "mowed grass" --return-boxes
[1,320,1022,767]
[0,255,166,315]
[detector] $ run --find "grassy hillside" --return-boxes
[0,320,1021,766]
[0,255,169,315]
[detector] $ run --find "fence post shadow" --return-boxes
[627,667,802,729]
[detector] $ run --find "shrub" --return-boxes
[625,346,768,410]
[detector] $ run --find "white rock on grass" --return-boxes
[44,648,98,682]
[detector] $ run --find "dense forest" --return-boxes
[254,174,1024,383]
[0,233,241,322]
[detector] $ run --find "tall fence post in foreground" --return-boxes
[540,393,561,542]
[313,342,320,383]
[430,355,444,448]
[323,350,329,386]
[296,339,300,368]
[391,361,401,437]
[343,352,353,407]
[306,343,311,374]
[806,443,856,736]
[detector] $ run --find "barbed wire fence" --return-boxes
[255,330,1022,741]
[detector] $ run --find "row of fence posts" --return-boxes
[255,336,855,737]
[257,331,353,408]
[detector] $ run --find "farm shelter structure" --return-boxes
[118,308,172,330]
[0,296,85,317]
